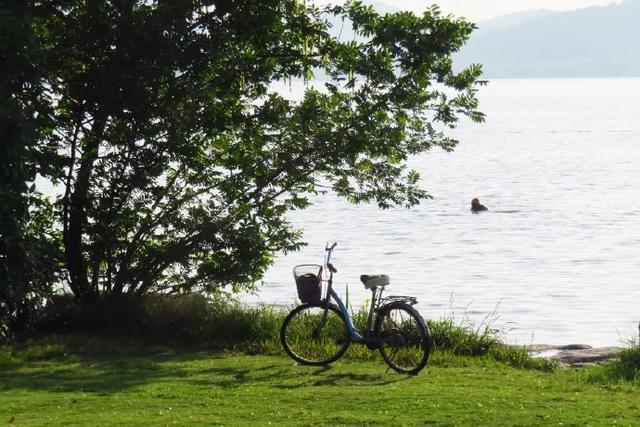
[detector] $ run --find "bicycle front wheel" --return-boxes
[374,302,431,375]
[280,303,351,366]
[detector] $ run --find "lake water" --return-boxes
[247,78,640,347]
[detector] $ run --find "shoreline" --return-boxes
[524,344,625,367]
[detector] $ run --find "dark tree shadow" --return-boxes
[0,347,227,394]
[1,345,412,395]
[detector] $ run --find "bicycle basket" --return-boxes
[293,264,323,303]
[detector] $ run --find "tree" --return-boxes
[0,1,60,339]
[27,0,483,300]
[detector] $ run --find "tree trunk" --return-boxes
[64,116,106,301]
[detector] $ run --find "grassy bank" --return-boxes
[2,294,637,425]
[33,294,556,372]
[1,338,639,426]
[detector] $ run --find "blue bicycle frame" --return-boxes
[322,243,381,345]
[328,287,365,341]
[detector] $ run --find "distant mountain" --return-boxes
[475,10,558,34]
[455,0,640,78]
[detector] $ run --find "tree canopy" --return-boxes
[1,0,60,338]
[2,0,484,307]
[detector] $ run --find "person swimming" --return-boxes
[471,198,488,213]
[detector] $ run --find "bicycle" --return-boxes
[280,242,431,375]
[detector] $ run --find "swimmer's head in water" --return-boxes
[471,198,488,212]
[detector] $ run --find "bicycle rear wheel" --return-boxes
[280,303,351,366]
[374,302,431,375]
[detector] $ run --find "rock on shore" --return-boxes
[525,344,623,367]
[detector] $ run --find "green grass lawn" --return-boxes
[1,338,639,426]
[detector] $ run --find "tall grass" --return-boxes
[428,318,498,356]
[33,293,554,370]
[427,317,555,371]
[589,341,640,383]
[38,294,285,348]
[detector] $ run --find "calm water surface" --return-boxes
[247,78,640,347]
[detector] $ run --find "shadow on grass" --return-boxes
[0,336,233,395]
[309,371,411,387]
[271,364,411,389]
[0,351,224,395]
[1,354,412,395]
[194,364,289,389]
[1,336,413,395]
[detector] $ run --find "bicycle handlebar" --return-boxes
[325,242,338,273]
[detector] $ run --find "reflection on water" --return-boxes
[246,78,640,347]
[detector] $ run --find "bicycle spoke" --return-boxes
[281,304,351,365]
[376,303,430,375]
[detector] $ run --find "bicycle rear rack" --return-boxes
[378,295,418,307]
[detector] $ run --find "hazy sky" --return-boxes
[313,0,623,21]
